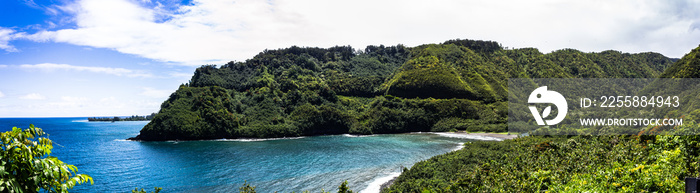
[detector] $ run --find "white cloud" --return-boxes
[20,93,47,100]
[19,63,154,78]
[0,28,19,52]
[99,96,117,103]
[0,91,4,98]
[21,0,40,8]
[140,87,172,98]
[61,96,88,102]
[7,0,700,62]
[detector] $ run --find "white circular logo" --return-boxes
[528,86,567,125]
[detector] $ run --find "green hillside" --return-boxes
[384,44,700,192]
[131,39,674,141]
[660,45,700,78]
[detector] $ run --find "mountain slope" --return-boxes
[660,44,700,78]
[385,44,700,193]
[131,39,674,141]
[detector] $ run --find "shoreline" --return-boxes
[362,172,401,193]
[369,132,517,192]
[430,132,518,141]
[378,175,398,192]
[454,132,519,140]
[128,131,519,142]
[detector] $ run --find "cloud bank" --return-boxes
[6,0,700,64]
[19,93,47,100]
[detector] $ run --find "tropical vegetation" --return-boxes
[384,44,700,192]
[132,39,674,141]
[9,39,698,192]
[0,125,93,192]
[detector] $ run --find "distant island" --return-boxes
[88,113,157,122]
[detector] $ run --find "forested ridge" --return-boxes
[383,44,700,192]
[131,39,675,141]
[127,40,700,192]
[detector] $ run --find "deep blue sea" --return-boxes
[0,118,485,193]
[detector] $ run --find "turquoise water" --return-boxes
[0,118,477,192]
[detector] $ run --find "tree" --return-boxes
[337,181,354,193]
[239,181,256,193]
[0,125,93,192]
[132,187,162,193]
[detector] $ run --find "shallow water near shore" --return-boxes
[0,118,477,193]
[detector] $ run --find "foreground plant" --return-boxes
[0,125,93,193]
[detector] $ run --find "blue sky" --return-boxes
[1,0,700,117]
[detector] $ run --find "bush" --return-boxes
[132,187,162,193]
[0,125,93,192]
[290,103,356,135]
[386,133,699,192]
[431,117,474,132]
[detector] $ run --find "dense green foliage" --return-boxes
[660,44,700,78]
[0,125,93,193]
[383,44,700,192]
[384,131,700,192]
[547,49,673,78]
[126,39,700,192]
[236,180,354,193]
[134,39,673,141]
[384,44,504,101]
[132,187,162,193]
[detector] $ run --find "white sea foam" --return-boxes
[214,136,305,142]
[71,119,88,122]
[432,132,503,141]
[361,172,401,193]
[451,142,465,151]
[342,134,374,138]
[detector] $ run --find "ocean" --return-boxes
[0,118,485,193]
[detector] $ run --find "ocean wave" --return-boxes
[71,119,88,122]
[432,132,503,141]
[360,172,401,193]
[214,136,305,142]
[342,134,375,138]
[451,142,465,151]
